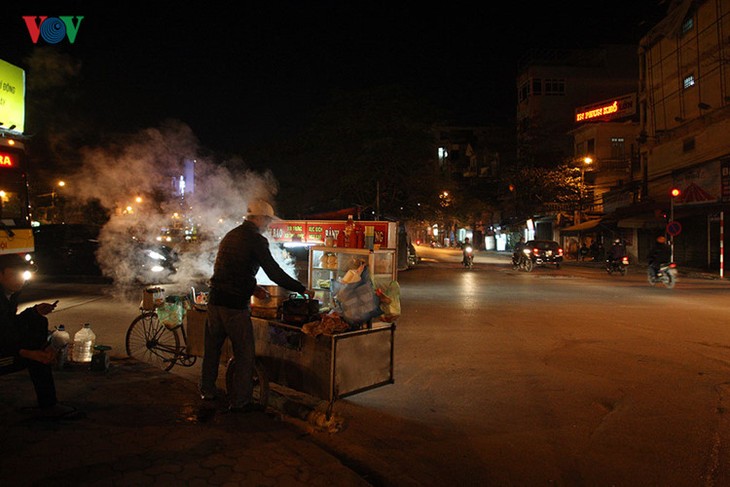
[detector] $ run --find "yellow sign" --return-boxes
[0,59,25,133]
[0,228,34,254]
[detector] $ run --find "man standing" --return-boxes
[0,254,79,419]
[200,199,313,412]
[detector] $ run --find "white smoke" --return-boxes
[65,121,300,296]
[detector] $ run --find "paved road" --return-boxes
[16,252,730,486]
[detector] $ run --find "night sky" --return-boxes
[1,1,669,156]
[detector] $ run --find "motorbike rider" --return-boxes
[607,238,626,264]
[647,235,672,278]
[512,236,526,266]
[461,237,473,266]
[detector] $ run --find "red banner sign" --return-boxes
[268,220,393,248]
[0,151,17,167]
[575,93,636,123]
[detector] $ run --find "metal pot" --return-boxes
[250,285,289,319]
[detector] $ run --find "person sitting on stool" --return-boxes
[0,254,80,419]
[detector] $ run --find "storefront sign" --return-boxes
[673,159,721,206]
[575,93,636,123]
[268,220,393,248]
[0,59,25,133]
[721,159,730,203]
[0,151,16,167]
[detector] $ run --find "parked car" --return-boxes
[33,224,103,276]
[520,240,564,271]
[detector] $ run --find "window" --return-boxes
[519,81,530,102]
[544,78,565,96]
[610,137,625,159]
[681,16,694,34]
[587,138,595,154]
[532,79,542,95]
[683,75,695,89]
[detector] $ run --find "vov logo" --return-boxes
[22,16,84,44]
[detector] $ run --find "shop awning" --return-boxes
[617,215,665,229]
[560,218,603,234]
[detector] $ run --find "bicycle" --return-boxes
[125,307,195,372]
[125,294,269,406]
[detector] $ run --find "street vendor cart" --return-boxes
[185,242,398,411]
[127,219,399,413]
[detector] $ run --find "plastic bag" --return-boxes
[331,265,382,326]
[156,302,185,329]
[376,280,401,322]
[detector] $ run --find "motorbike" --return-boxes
[647,262,678,288]
[462,245,474,269]
[606,255,629,275]
[511,251,522,270]
[138,243,178,284]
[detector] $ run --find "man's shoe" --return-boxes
[200,392,217,401]
[228,403,265,413]
[37,403,84,420]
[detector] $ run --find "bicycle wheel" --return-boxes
[126,311,180,371]
[225,357,270,407]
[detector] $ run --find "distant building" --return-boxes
[571,93,642,215]
[433,125,510,181]
[516,46,639,167]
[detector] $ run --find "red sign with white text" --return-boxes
[0,151,16,167]
[267,220,393,248]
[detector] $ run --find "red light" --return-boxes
[671,188,681,197]
[558,248,564,256]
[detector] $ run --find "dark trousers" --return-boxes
[1,310,56,408]
[3,358,57,408]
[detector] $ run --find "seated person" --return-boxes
[0,254,80,419]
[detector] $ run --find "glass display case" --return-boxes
[308,246,397,308]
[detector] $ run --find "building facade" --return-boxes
[635,0,730,270]
[516,46,639,167]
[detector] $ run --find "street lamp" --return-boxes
[578,157,592,224]
[670,187,681,261]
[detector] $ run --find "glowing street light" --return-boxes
[670,187,681,261]
[578,157,593,223]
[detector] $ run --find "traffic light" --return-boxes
[671,188,681,198]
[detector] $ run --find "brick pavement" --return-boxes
[0,356,370,486]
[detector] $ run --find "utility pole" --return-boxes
[376,180,380,220]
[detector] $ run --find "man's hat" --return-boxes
[246,199,277,219]
[0,253,34,271]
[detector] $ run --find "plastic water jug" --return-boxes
[72,323,96,363]
[50,325,71,368]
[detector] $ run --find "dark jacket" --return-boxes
[208,220,305,309]
[0,289,45,358]
[647,243,671,267]
[608,243,626,260]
